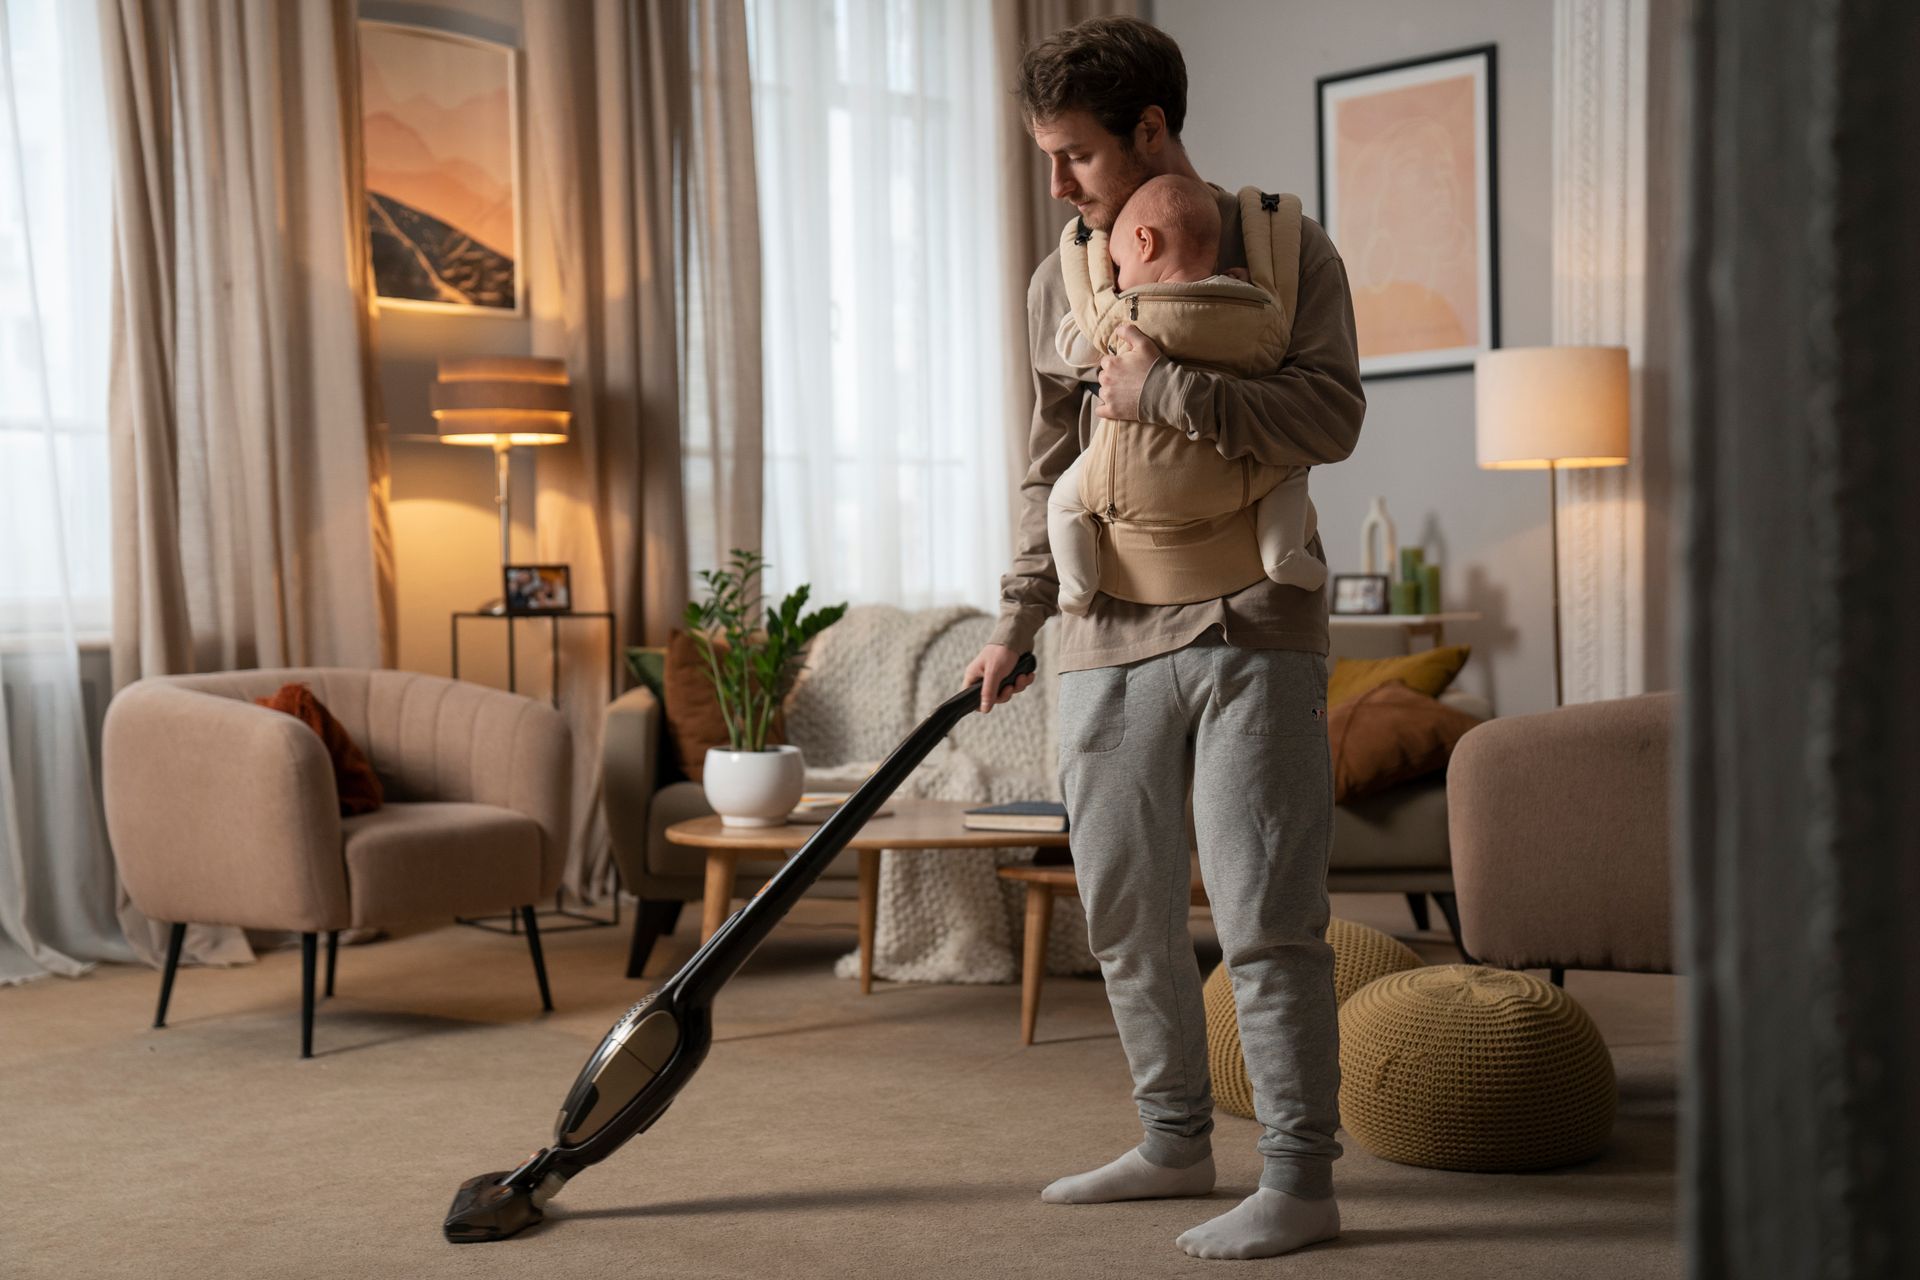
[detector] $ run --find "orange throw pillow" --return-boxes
[1327,679,1484,804]
[253,682,384,816]
[662,630,787,784]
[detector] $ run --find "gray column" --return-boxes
[1678,1,1920,1277]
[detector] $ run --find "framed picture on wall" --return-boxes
[1316,44,1499,379]
[359,21,522,314]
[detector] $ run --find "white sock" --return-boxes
[1264,550,1328,591]
[1175,1188,1340,1260]
[1040,1146,1215,1204]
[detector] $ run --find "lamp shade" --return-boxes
[1475,346,1629,469]
[431,355,571,445]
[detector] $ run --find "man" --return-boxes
[960,15,1365,1263]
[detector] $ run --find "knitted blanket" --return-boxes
[783,604,1098,984]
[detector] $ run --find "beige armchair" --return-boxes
[1447,691,1676,981]
[103,668,572,1057]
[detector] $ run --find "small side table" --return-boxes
[450,607,620,933]
[664,799,1071,994]
[450,608,617,709]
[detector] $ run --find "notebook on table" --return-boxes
[962,801,1068,833]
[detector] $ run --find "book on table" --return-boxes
[787,792,892,824]
[962,801,1068,833]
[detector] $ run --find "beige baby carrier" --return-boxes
[1060,187,1310,605]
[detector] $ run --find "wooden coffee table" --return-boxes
[664,798,1070,994]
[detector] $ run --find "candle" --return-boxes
[1390,580,1421,615]
[1419,563,1442,615]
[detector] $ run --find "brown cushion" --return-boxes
[1328,679,1483,803]
[662,630,787,783]
[253,682,384,815]
[1328,644,1471,708]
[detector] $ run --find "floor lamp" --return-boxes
[1474,346,1631,707]
[430,356,572,613]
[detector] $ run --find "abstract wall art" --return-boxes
[359,21,521,313]
[1317,45,1499,379]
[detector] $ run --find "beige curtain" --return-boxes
[524,0,761,903]
[100,0,396,962]
[991,0,1144,542]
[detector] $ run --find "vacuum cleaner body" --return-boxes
[445,652,1037,1243]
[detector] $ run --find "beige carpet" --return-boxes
[3,893,1679,1278]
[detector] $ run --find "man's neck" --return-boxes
[1144,144,1204,186]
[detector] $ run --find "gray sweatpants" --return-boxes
[1057,631,1342,1200]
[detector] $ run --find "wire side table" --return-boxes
[450,608,621,933]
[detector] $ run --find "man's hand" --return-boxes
[1095,323,1162,421]
[963,643,1035,715]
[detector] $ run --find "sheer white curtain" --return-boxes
[748,0,1009,612]
[0,0,131,983]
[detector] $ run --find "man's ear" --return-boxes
[1134,105,1167,155]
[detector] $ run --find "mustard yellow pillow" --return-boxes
[1328,644,1471,709]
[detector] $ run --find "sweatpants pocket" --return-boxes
[1060,665,1128,753]
[1227,651,1328,738]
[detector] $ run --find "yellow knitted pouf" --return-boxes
[1203,918,1422,1121]
[1338,965,1616,1171]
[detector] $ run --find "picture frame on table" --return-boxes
[359,20,523,315]
[1331,573,1392,616]
[504,564,572,615]
[1317,43,1500,379]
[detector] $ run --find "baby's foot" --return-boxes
[1176,1188,1340,1259]
[1265,552,1328,592]
[1040,1146,1215,1204]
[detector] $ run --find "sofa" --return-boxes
[1448,691,1676,979]
[605,605,1491,976]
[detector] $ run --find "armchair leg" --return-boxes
[153,922,187,1029]
[300,933,317,1059]
[1433,892,1476,963]
[1550,966,1566,988]
[324,931,339,998]
[1404,893,1431,932]
[626,899,685,979]
[521,906,554,1011]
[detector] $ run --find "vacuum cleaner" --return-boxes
[444,650,1039,1243]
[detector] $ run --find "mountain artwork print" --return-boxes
[360,22,519,313]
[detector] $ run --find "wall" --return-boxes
[361,0,530,689]
[1157,0,1557,714]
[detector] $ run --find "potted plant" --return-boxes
[684,549,846,827]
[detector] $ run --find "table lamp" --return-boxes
[1474,346,1630,706]
[430,356,571,613]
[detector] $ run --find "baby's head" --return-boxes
[1110,174,1219,290]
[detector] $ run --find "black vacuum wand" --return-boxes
[444,651,1038,1243]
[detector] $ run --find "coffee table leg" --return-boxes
[1021,884,1054,1046]
[702,849,738,942]
[857,849,880,994]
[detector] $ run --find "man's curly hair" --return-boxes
[1016,15,1188,144]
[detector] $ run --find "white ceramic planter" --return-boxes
[702,744,806,827]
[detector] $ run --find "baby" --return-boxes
[1047,175,1323,616]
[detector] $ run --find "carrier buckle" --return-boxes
[1073,217,1092,245]
[1260,192,1280,212]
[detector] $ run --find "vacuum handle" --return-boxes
[677,649,1037,1007]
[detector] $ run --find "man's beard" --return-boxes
[1079,151,1153,232]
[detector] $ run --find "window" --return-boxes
[746,0,1009,612]
[0,0,113,638]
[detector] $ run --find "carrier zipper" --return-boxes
[1105,415,1118,520]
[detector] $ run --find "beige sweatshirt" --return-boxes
[989,184,1366,673]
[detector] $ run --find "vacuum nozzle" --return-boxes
[444,1150,565,1243]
